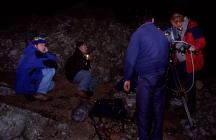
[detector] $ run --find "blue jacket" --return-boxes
[15,42,58,94]
[124,22,169,80]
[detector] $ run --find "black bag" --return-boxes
[89,98,127,140]
[89,98,127,120]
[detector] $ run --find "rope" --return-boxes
[169,40,195,94]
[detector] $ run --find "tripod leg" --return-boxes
[181,96,193,127]
[181,96,198,140]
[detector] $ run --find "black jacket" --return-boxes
[65,48,90,82]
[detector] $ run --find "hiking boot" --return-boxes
[24,95,35,101]
[76,91,91,99]
[33,93,48,101]
[85,91,94,97]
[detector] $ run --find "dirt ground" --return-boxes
[0,71,113,122]
[0,71,191,140]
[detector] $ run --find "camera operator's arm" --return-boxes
[184,22,206,50]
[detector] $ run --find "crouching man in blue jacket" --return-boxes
[15,36,58,101]
[124,11,169,140]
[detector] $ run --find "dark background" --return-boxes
[0,0,214,74]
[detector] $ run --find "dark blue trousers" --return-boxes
[136,70,166,140]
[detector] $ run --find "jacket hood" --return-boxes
[23,42,37,54]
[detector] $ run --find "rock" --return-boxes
[9,49,19,56]
[196,80,204,91]
[0,83,15,96]
[71,101,93,122]
[0,104,27,140]
[57,123,69,131]
[200,128,207,136]
[0,104,46,139]
[13,137,24,140]
[204,91,211,98]
[70,121,97,140]
[23,112,49,140]
[110,132,122,140]
[212,128,216,135]
[119,133,133,140]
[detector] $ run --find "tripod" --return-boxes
[166,42,197,140]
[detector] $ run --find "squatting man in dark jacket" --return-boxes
[124,11,170,140]
[65,41,98,98]
[15,36,58,101]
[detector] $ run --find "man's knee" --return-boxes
[82,70,91,78]
[50,68,56,76]
[43,68,56,77]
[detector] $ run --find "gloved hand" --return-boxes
[189,45,196,51]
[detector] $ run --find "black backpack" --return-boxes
[89,98,127,140]
[89,98,127,120]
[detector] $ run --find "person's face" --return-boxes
[35,43,47,53]
[171,19,183,30]
[79,44,88,54]
[170,14,184,30]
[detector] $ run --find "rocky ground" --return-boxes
[0,15,134,82]
[0,12,215,140]
[0,71,215,140]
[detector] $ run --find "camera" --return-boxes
[164,27,181,43]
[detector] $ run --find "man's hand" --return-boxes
[43,47,48,53]
[189,45,196,51]
[124,80,131,93]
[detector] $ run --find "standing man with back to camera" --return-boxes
[124,10,170,140]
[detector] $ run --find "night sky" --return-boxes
[1,0,213,27]
[0,0,215,73]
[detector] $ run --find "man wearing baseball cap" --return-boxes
[15,35,58,101]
